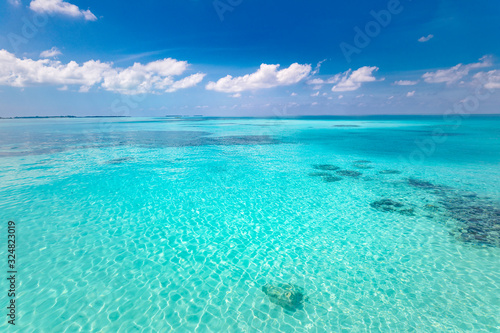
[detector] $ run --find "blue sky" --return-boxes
[1,0,500,116]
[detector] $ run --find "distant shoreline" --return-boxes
[0,116,131,119]
[1,114,500,120]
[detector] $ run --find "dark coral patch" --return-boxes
[371,199,414,216]
[408,178,440,189]
[312,164,340,171]
[336,170,362,177]
[105,157,133,164]
[323,176,342,183]
[371,199,403,211]
[379,170,401,175]
[440,196,500,246]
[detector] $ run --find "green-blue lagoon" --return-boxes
[1,116,499,332]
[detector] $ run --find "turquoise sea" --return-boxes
[0,116,499,332]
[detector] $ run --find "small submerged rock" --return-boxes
[105,157,133,164]
[262,283,307,312]
[371,199,414,216]
[379,169,401,175]
[336,170,362,177]
[312,164,340,171]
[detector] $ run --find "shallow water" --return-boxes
[0,116,499,332]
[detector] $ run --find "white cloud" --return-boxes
[206,63,312,93]
[473,70,500,89]
[331,66,379,92]
[8,0,21,6]
[40,47,62,58]
[165,73,205,92]
[29,0,97,21]
[311,91,319,97]
[307,78,324,85]
[306,75,341,87]
[406,91,415,97]
[394,80,418,86]
[422,56,492,85]
[0,49,204,94]
[312,59,326,75]
[290,92,297,96]
[418,34,434,42]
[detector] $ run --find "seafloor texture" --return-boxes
[0,116,499,332]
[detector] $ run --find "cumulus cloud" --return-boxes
[40,47,62,58]
[206,63,312,93]
[165,73,206,92]
[306,76,341,86]
[306,66,379,92]
[394,80,418,86]
[0,49,204,94]
[473,70,500,89]
[331,66,379,92]
[406,91,415,97]
[422,56,492,85]
[418,34,434,42]
[29,0,97,21]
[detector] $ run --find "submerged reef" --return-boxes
[336,170,362,177]
[262,283,307,312]
[371,199,415,216]
[312,164,340,171]
[406,177,500,246]
[440,196,500,246]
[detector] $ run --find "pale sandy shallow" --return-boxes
[0,117,499,332]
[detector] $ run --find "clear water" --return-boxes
[0,116,499,332]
